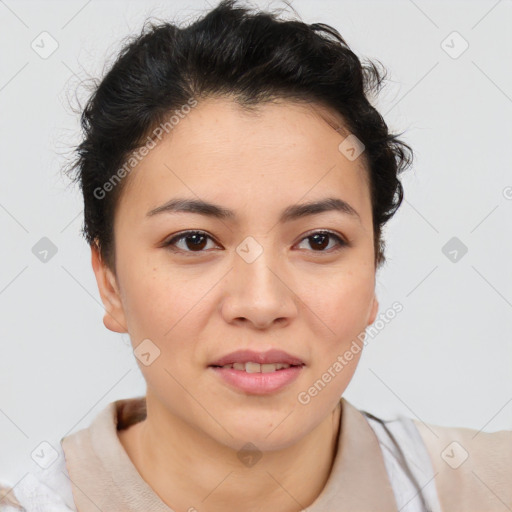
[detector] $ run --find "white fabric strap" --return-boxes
[363,411,443,512]
[0,445,76,512]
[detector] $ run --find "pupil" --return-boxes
[187,234,206,251]
[311,233,328,250]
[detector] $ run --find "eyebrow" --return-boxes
[146,196,360,223]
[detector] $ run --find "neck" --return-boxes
[118,394,342,512]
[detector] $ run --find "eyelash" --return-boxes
[162,229,347,256]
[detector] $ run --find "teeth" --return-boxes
[245,362,261,373]
[221,362,292,372]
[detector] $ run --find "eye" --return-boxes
[163,230,219,254]
[296,230,347,253]
[162,229,347,255]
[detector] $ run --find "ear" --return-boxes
[90,242,128,333]
[367,293,379,326]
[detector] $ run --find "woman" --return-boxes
[1,0,510,510]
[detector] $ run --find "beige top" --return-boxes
[61,396,400,511]
[58,395,511,512]
[3,395,511,511]
[414,417,512,511]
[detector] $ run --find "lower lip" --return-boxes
[209,365,304,395]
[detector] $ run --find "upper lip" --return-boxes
[209,349,305,367]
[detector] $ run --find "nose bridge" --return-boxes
[235,235,283,297]
[222,235,296,326]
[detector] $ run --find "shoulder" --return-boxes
[412,417,512,512]
[359,407,512,512]
[0,441,76,511]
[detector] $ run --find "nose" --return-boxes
[220,245,298,330]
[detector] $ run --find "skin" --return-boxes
[91,96,379,512]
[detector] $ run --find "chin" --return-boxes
[212,410,311,450]
[220,429,304,454]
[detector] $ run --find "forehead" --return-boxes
[116,97,371,225]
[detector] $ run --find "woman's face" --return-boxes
[92,97,378,451]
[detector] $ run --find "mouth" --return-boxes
[208,359,305,394]
[209,362,305,373]
[209,348,305,368]
[208,349,306,394]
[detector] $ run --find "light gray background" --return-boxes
[1,0,511,481]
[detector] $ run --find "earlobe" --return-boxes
[90,243,128,333]
[368,294,379,326]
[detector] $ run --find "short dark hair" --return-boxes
[64,0,413,272]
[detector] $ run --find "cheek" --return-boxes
[119,264,214,379]
[300,269,375,338]
[119,259,204,333]
[121,273,167,337]
[122,268,203,386]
